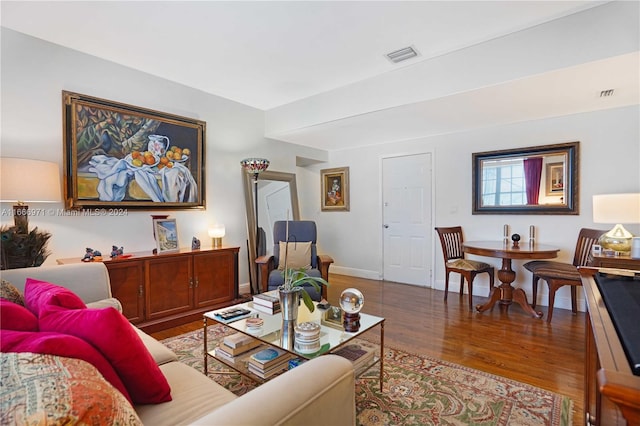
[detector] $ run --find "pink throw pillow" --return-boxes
[39,305,172,404]
[0,329,131,403]
[0,299,39,331]
[24,278,86,317]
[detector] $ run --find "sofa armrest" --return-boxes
[191,355,355,426]
[0,262,112,303]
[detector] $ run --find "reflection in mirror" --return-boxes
[472,142,579,215]
[243,170,300,291]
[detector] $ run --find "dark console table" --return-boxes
[581,267,640,425]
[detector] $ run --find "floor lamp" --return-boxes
[241,158,270,294]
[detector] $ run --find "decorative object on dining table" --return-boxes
[503,224,510,244]
[592,193,640,254]
[529,225,536,245]
[511,233,521,248]
[191,237,200,250]
[208,224,225,248]
[339,288,364,332]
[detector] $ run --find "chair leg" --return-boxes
[459,274,464,297]
[531,275,540,309]
[467,274,474,311]
[444,271,450,301]
[571,286,577,314]
[547,282,559,323]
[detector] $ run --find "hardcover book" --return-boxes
[224,332,256,349]
[252,293,280,308]
[249,347,289,369]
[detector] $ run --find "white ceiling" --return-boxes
[2,1,638,151]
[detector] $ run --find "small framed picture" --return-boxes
[321,167,350,211]
[153,218,179,254]
[545,162,564,196]
[321,306,344,330]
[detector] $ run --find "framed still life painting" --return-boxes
[62,91,206,210]
[320,167,350,211]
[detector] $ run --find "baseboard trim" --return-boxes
[329,266,381,281]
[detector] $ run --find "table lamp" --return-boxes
[1,158,61,232]
[208,224,225,248]
[592,193,640,254]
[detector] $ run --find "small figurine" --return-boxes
[110,245,124,258]
[192,237,201,250]
[82,248,95,262]
[82,248,104,262]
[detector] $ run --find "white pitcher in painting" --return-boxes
[148,135,170,157]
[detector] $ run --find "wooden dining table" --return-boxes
[462,241,560,318]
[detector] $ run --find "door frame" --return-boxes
[379,150,436,287]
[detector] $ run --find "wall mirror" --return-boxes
[472,141,579,215]
[243,170,300,292]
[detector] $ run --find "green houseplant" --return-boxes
[280,267,328,314]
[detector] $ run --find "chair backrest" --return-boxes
[573,228,605,267]
[273,221,318,269]
[435,226,465,263]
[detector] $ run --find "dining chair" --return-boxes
[523,228,604,322]
[435,226,495,310]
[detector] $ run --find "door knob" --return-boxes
[383,224,389,229]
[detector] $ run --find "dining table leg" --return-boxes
[476,258,543,318]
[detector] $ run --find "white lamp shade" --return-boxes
[593,193,640,224]
[1,158,62,203]
[208,225,226,238]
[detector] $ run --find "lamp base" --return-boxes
[13,204,29,233]
[212,237,223,248]
[599,224,633,254]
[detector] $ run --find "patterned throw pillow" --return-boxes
[0,279,25,306]
[0,352,142,425]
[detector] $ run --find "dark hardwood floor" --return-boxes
[152,274,585,425]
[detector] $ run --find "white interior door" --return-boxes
[382,153,432,286]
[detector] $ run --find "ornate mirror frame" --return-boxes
[243,170,300,291]
[472,141,579,215]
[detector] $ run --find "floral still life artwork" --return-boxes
[63,92,205,210]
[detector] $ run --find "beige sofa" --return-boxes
[1,263,356,425]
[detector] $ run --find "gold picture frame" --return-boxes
[321,167,350,211]
[545,162,564,196]
[63,91,206,210]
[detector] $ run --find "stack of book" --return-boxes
[247,347,291,379]
[252,293,281,315]
[333,340,378,375]
[215,332,262,363]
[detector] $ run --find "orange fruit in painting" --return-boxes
[182,148,191,156]
[157,164,165,170]
[160,157,169,165]
[165,151,174,160]
[173,149,182,159]
[131,158,143,167]
[144,151,154,158]
[167,162,174,168]
[131,151,141,159]
[145,156,156,165]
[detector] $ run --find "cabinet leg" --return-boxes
[203,316,208,375]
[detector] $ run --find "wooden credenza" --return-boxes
[58,247,240,332]
[590,253,640,271]
[581,268,640,425]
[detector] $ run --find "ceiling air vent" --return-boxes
[386,46,419,64]
[600,89,615,97]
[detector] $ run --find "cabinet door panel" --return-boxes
[146,256,193,319]
[107,262,144,323]
[193,251,235,307]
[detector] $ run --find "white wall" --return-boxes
[298,105,640,311]
[0,28,326,287]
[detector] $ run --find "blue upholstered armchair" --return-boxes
[255,221,333,300]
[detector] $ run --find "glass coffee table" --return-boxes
[203,295,385,387]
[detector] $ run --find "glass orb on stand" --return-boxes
[339,288,364,332]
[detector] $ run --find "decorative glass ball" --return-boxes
[339,288,364,314]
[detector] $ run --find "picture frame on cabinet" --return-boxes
[320,167,350,211]
[62,91,206,210]
[153,218,179,254]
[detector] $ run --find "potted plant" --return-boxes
[279,267,328,318]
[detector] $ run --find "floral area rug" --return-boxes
[161,326,572,426]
